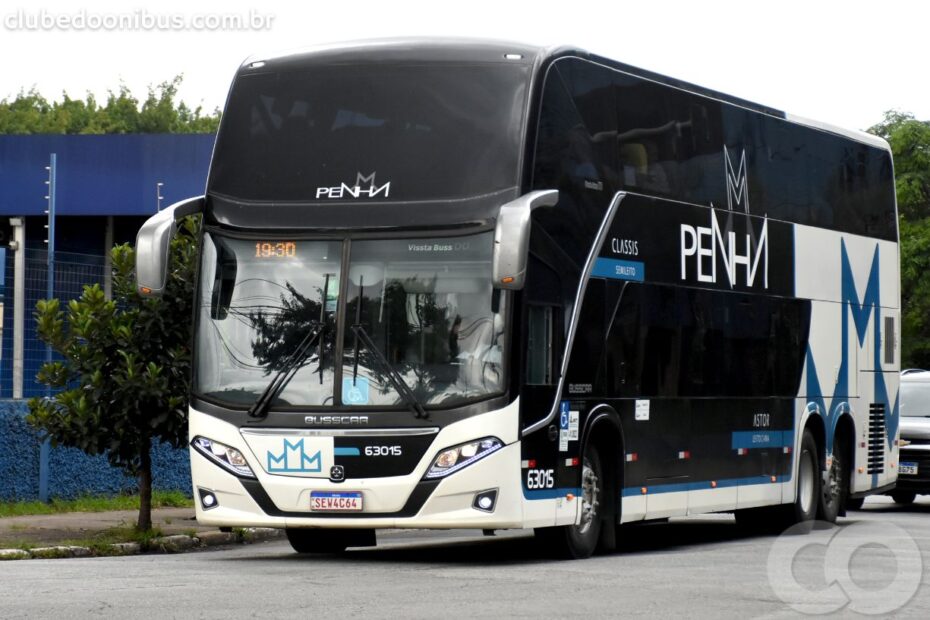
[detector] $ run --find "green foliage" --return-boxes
[27,217,199,478]
[899,216,930,367]
[868,111,930,221]
[869,111,930,367]
[0,75,220,134]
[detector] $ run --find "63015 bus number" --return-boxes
[364,446,401,456]
[526,469,555,489]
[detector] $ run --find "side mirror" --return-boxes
[491,190,558,290]
[135,196,205,296]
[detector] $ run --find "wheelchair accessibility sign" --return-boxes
[342,377,370,405]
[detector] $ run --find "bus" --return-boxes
[135,39,900,559]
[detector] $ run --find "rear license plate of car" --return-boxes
[899,462,918,475]
[310,491,363,511]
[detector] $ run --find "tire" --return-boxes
[818,436,849,522]
[535,446,604,559]
[285,528,375,554]
[791,429,821,524]
[891,491,916,505]
[846,497,865,511]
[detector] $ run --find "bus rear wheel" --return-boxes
[535,446,604,559]
[818,436,849,522]
[285,528,375,554]
[791,429,821,524]
[891,491,916,505]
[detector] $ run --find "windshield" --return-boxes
[193,231,507,410]
[208,63,528,202]
[195,235,342,406]
[343,233,506,408]
[901,378,930,417]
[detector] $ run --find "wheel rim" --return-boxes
[576,458,600,535]
[799,449,814,514]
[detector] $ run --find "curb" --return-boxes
[0,527,284,561]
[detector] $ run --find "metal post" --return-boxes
[39,153,56,502]
[46,153,56,299]
[9,217,24,400]
[103,215,113,300]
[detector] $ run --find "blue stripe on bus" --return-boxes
[620,474,790,497]
[334,447,360,456]
[730,430,792,450]
[591,258,645,282]
[523,487,582,500]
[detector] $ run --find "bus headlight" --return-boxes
[192,436,256,478]
[425,437,503,479]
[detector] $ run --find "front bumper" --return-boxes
[192,441,525,529]
[187,400,554,530]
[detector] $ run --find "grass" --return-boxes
[4,526,167,556]
[0,490,192,518]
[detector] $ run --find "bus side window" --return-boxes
[526,305,555,385]
[605,283,641,396]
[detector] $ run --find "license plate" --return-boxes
[310,491,363,511]
[899,462,918,475]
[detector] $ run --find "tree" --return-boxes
[869,111,930,367]
[868,110,930,220]
[899,216,930,367]
[0,75,220,135]
[27,218,199,531]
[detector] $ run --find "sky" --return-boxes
[0,0,926,132]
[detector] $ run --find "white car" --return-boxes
[891,369,930,504]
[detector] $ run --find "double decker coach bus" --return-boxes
[136,39,900,558]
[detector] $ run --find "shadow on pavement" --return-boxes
[223,516,779,565]
[852,500,930,515]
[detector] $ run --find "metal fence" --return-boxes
[0,248,107,398]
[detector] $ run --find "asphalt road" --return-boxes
[2,496,929,619]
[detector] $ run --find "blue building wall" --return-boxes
[0,135,210,499]
[0,134,215,216]
[0,400,190,501]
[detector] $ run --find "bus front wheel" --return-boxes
[535,446,604,559]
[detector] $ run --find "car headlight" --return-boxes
[425,437,503,479]
[191,436,256,478]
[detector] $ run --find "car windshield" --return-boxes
[901,377,930,417]
[193,231,506,410]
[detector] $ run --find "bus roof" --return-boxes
[238,38,887,155]
[241,38,545,69]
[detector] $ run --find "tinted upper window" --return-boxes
[532,58,897,242]
[209,63,530,202]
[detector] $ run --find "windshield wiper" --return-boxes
[351,323,428,420]
[248,322,323,419]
